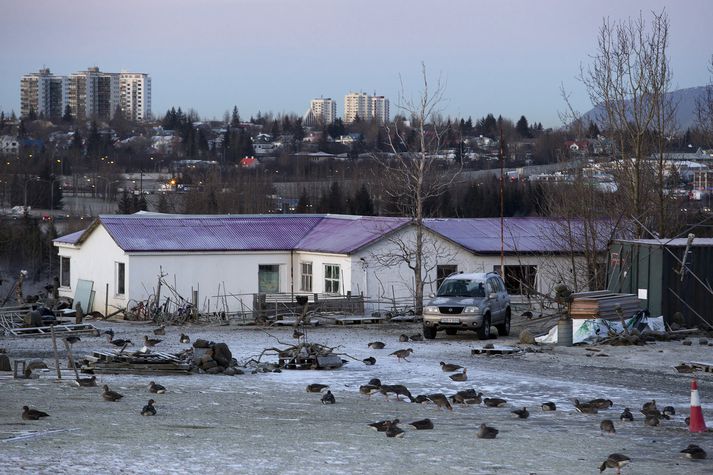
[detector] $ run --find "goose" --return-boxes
[541,401,557,411]
[398,334,409,342]
[321,390,336,404]
[153,325,165,336]
[681,444,707,460]
[106,334,133,348]
[573,399,598,414]
[440,361,463,372]
[102,384,124,402]
[385,424,405,438]
[483,397,508,408]
[644,415,660,426]
[359,384,381,397]
[477,423,499,439]
[451,389,480,404]
[362,356,376,366]
[588,398,613,409]
[600,419,616,434]
[368,419,398,432]
[389,348,413,362]
[380,385,415,402]
[368,341,385,349]
[148,381,166,394]
[413,394,430,404]
[306,384,329,393]
[179,333,191,344]
[511,407,529,419]
[22,406,49,420]
[144,335,162,347]
[141,399,157,416]
[408,418,434,430]
[75,375,97,387]
[449,368,467,382]
[426,393,453,411]
[642,400,657,412]
[620,408,634,422]
[599,453,630,474]
[367,378,382,387]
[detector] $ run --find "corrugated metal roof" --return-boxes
[614,238,713,247]
[297,216,409,253]
[53,229,84,244]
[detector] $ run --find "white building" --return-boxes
[120,72,151,121]
[20,68,66,119]
[370,95,389,124]
[344,92,389,123]
[66,67,120,121]
[308,97,337,125]
[0,135,19,153]
[54,214,600,316]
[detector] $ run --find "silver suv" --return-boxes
[422,272,511,340]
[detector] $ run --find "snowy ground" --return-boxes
[1,318,713,474]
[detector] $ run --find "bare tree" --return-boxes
[372,63,461,314]
[696,55,713,147]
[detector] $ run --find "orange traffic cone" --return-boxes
[689,376,707,433]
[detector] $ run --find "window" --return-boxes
[258,265,280,293]
[436,265,458,290]
[116,262,125,295]
[494,265,537,295]
[300,262,313,292]
[324,264,340,294]
[60,256,71,287]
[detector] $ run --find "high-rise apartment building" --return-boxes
[344,92,389,124]
[119,72,151,121]
[20,68,65,119]
[309,97,337,125]
[66,67,119,121]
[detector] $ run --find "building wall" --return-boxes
[120,73,151,121]
[310,98,336,125]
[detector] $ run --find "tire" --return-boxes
[423,325,437,340]
[496,308,511,337]
[478,314,491,340]
[445,328,458,336]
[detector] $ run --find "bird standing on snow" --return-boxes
[541,401,557,411]
[620,408,634,421]
[102,384,124,401]
[440,361,463,372]
[511,407,529,419]
[385,424,404,438]
[306,383,329,393]
[321,390,336,404]
[477,423,499,439]
[409,418,434,430]
[398,334,409,342]
[64,336,81,345]
[22,406,49,420]
[449,368,467,382]
[599,453,630,474]
[680,444,707,460]
[153,325,165,336]
[148,381,166,394]
[426,393,453,411]
[141,399,157,416]
[389,348,413,362]
[368,419,398,432]
[75,375,97,387]
[144,335,162,347]
[483,397,508,408]
[368,341,385,349]
[362,356,376,366]
[180,333,191,344]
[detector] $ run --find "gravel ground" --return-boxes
[1,318,713,474]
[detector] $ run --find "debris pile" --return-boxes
[192,339,243,375]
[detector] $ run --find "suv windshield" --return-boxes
[437,279,486,298]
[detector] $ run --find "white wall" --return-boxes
[292,252,353,296]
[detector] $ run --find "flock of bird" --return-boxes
[19,328,710,473]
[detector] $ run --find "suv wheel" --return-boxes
[478,314,491,340]
[496,308,511,337]
[445,328,458,336]
[423,325,437,340]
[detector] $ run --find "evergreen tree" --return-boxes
[352,184,374,216]
[516,115,530,138]
[62,105,73,123]
[18,120,27,139]
[28,107,37,121]
[586,121,601,138]
[231,106,241,127]
[328,181,344,214]
[157,192,170,213]
[117,191,133,214]
[296,188,311,213]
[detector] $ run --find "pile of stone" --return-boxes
[192,339,244,375]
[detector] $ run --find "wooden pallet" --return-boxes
[334,315,385,325]
[82,350,191,374]
[7,323,98,338]
[471,345,522,356]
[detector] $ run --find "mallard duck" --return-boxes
[306,383,329,393]
[449,368,467,382]
[141,399,156,416]
[153,325,165,336]
[148,381,166,394]
[75,375,97,387]
[408,418,434,430]
[511,407,529,419]
[573,398,598,414]
[362,356,376,366]
[541,401,557,411]
[477,423,499,439]
[368,418,398,432]
[483,397,508,408]
[380,384,415,402]
[589,398,613,409]
[321,390,336,404]
[22,406,49,420]
[102,384,123,401]
[620,408,634,421]
[599,453,630,474]
[389,348,413,362]
[144,335,162,347]
[368,341,385,349]
[440,361,463,372]
[398,334,409,342]
[385,424,405,438]
[179,333,191,344]
[600,419,616,433]
[426,393,453,411]
[681,444,707,460]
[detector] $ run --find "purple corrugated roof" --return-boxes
[297,216,409,253]
[53,229,85,244]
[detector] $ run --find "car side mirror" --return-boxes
[489,292,497,299]
[429,293,435,298]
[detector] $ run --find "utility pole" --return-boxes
[499,125,505,283]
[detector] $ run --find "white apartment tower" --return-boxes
[344,92,389,124]
[120,72,151,121]
[65,67,120,121]
[20,68,66,119]
[309,97,337,125]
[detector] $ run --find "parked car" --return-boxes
[422,272,511,340]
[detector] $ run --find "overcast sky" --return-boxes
[2,0,712,127]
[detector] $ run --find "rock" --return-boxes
[699,339,709,346]
[671,311,685,326]
[0,354,11,372]
[205,366,221,374]
[519,329,536,345]
[223,367,236,376]
[212,343,232,368]
[201,359,218,369]
[193,339,213,349]
[682,340,693,346]
[669,322,681,331]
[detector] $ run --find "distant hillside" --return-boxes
[582,85,711,131]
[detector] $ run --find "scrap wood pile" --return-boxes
[246,332,348,371]
[569,291,641,320]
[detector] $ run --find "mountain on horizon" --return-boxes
[581,85,711,131]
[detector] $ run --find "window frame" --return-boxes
[60,256,71,288]
[258,264,281,293]
[324,264,340,294]
[116,262,126,296]
[300,261,313,292]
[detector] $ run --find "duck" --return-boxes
[600,419,616,434]
[75,375,97,387]
[440,361,463,372]
[483,397,508,408]
[398,334,409,342]
[148,381,166,394]
[662,406,675,416]
[367,378,382,387]
[141,399,157,416]
[680,444,707,460]
[144,335,162,347]
[106,333,133,348]
[359,384,381,397]
[620,408,634,421]
[22,406,49,420]
[306,383,329,393]
[368,419,398,432]
[573,398,598,414]
[153,325,165,336]
[477,423,499,439]
[102,384,124,402]
[413,394,430,404]
[511,407,529,419]
[426,393,453,411]
[409,334,424,341]
[362,356,376,366]
[368,341,385,349]
[385,424,405,438]
[644,415,660,426]
[321,390,336,404]
[408,418,434,430]
[640,407,669,420]
[449,368,468,382]
[599,453,631,474]
[642,400,657,412]
[541,401,557,411]
[64,335,81,345]
[451,389,481,405]
[589,398,613,409]
[380,384,416,402]
[389,348,413,362]
[179,333,191,344]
